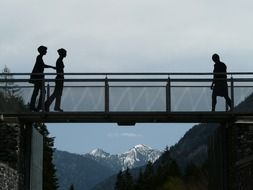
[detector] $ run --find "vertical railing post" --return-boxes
[47,82,50,100]
[105,76,109,113]
[230,76,234,111]
[166,77,171,112]
[41,78,45,112]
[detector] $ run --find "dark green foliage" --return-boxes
[141,161,155,190]
[115,170,123,190]
[134,170,144,190]
[114,149,207,190]
[0,91,26,112]
[114,168,134,190]
[0,66,27,112]
[125,168,134,190]
[69,184,74,190]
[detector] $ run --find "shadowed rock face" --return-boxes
[0,124,20,190]
[0,123,28,190]
[0,162,19,190]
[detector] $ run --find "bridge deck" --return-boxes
[2,112,253,124]
[1,73,253,124]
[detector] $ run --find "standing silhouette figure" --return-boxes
[210,53,231,111]
[29,46,56,111]
[45,48,67,112]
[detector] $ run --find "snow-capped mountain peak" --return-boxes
[86,145,162,171]
[120,144,161,170]
[89,148,110,158]
[132,144,152,152]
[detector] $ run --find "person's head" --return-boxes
[37,46,47,55]
[57,48,67,58]
[212,53,220,63]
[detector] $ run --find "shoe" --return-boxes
[54,107,63,112]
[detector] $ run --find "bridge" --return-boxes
[1,72,253,124]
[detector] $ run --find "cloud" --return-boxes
[107,133,143,138]
[1,0,253,73]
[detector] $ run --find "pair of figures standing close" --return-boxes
[29,46,67,112]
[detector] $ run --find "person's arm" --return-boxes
[44,64,56,70]
[210,66,216,89]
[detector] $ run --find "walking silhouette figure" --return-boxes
[45,48,67,112]
[210,53,232,111]
[29,46,56,111]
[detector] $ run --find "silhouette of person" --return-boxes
[29,46,56,111]
[45,48,67,112]
[210,53,231,111]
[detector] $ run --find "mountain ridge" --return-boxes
[85,144,161,171]
[54,144,162,190]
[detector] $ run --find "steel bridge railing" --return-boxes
[0,72,253,113]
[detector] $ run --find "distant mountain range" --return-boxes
[85,144,161,171]
[54,144,162,190]
[91,123,218,190]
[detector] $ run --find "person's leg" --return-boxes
[54,80,63,111]
[224,94,232,109]
[223,85,232,110]
[212,93,217,111]
[45,83,57,112]
[37,82,45,111]
[30,83,40,111]
[45,92,56,112]
[54,95,62,111]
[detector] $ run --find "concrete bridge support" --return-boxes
[209,121,253,190]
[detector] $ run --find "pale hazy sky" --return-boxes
[1,0,253,154]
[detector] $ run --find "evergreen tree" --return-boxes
[115,168,135,190]
[142,161,155,190]
[0,65,21,97]
[124,168,134,190]
[115,170,124,190]
[0,65,26,112]
[132,147,183,190]
[69,184,74,190]
[134,170,145,190]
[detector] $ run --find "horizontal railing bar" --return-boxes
[3,72,253,76]
[2,85,253,89]
[2,78,253,83]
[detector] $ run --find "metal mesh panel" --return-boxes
[171,87,212,111]
[109,87,166,112]
[61,87,104,111]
